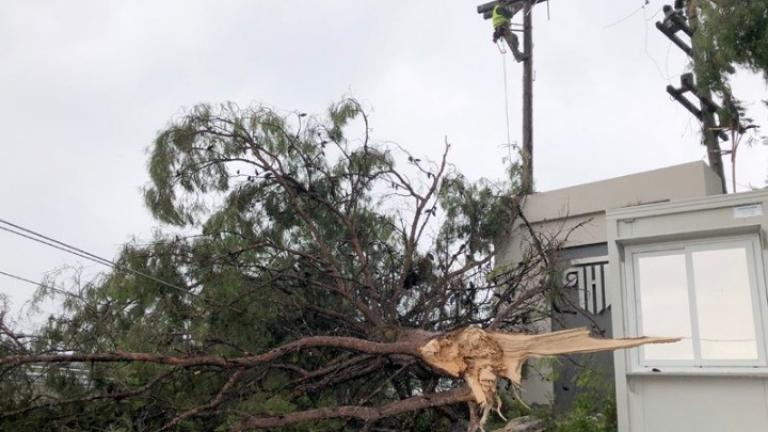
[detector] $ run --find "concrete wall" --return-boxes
[607,190,768,432]
[498,161,724,267]
[496,161,723,406]
[551,245,612,412]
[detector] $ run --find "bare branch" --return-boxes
[1,335,429,369]
[231,386,473,430]
[0,370,174,420]
[158,368,245,431]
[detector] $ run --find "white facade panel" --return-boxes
[608,190,768,432]
[628,377,768,431]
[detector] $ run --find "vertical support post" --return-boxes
[699,92,727,192]
[521,1,534,194]
[686,3,727,193]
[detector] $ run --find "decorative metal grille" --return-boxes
[564,260,609,315]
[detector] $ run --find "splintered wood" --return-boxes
[419,327,678,413]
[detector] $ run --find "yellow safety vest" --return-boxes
[492,5,510,29]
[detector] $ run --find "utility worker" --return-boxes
[492,3,527,62]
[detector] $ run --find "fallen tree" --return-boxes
[0,99,675,431]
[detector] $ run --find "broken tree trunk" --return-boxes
[418,327,678,428]
[4,326,678,432]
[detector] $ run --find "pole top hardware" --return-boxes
[477,0,548,20]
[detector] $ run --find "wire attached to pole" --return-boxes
[499,46,514,164]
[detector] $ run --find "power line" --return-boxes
[0,218,115,266]
[0,269,57,292]
[602,4,645,30]
[0,217,193,296]
[500,47,513,163]
[602,1,661,31]
[0,225,111,266]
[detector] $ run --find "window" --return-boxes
[627,236,768,369]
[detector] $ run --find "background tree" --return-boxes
[688,0,768,96]
[0,99,663,431]
[687,0,767,155]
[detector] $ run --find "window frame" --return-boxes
[624,234,768,372]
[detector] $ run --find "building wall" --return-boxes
[607,191,768,432]
[496,161,723,406]
[551,245,612,412]
[498,161,723,266]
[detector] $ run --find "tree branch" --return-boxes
[158,368,245,431]
[0,369,174,420]
[231,386,473,430]
[1,335,428,369]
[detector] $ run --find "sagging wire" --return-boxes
[498,42,515,164]
[602,0,652,30]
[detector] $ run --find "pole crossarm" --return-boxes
[477,0,548,19]
[666,73,729,141]
[655,2,729,193]
[655,5,694,55]
[655,21,692,56]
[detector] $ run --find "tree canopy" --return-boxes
[0,98,553,431]
[0,98,673,431]
[690,0,768,91]
[688,0,768,128]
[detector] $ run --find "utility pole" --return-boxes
[656,2,728,192]
[521,1,533,194]
[686,8,727,193]
[477,0,544,194]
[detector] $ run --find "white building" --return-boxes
[607,188,768,431]
[500,161,768,430]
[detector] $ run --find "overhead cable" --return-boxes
[0,269,57,292]
[0,217,192,296]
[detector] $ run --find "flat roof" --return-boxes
[523,161,724,223]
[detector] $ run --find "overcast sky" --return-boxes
[1,0,767,327]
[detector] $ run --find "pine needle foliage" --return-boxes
[1,98,562,431]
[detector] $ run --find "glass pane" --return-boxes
[692,247,759,360]
[636,253,694,360]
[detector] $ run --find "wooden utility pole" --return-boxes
[477,0,542,194]
[686,10,727,193]
[656,2,727,192]
[521,1,534,194]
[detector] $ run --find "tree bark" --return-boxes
[231,386,474,430]
[1,327,677,431]
[1,335,429,369]
[521,1,534,194]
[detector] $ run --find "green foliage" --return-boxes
[688,0,768,131]
[544,367,617,432]
[1,97,527,431]
[692,0,768,91]
[438,174,514,256]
